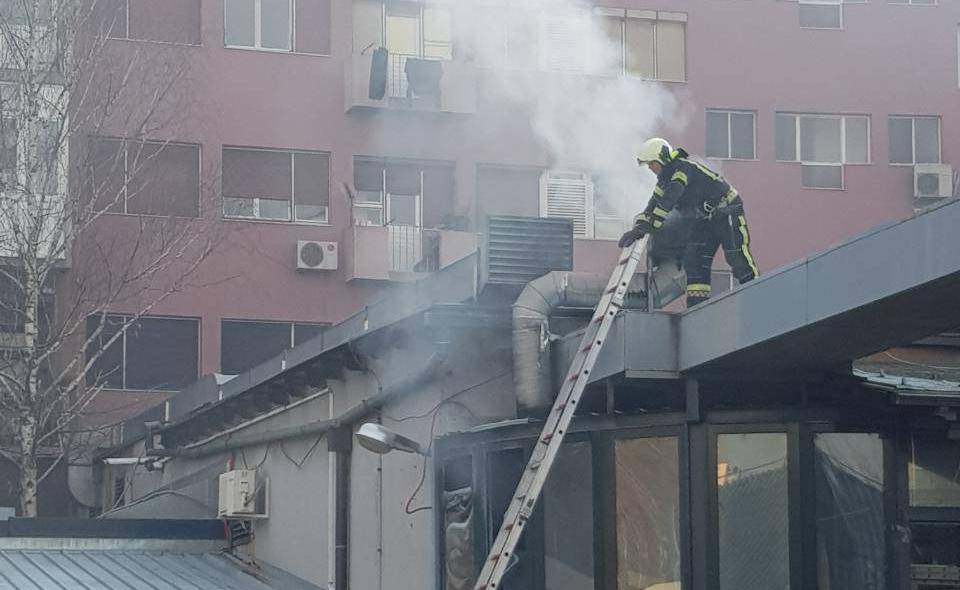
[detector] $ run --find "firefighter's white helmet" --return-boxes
[636,138,672,166]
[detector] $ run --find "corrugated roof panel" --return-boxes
[0,551,279,590]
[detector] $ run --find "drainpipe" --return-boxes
[512,272,647,414]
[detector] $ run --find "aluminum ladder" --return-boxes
[474,237,649,590]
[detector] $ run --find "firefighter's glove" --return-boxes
[618,219,655,248]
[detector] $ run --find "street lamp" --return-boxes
[355,423,430,456]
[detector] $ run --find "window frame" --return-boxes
[220,319,325,374]
[540,169,596,239]
[92,137,202,217]
[593,8,688,82]
[776,112,871,190]
[705,109,758,161]
[888,0,937,5]
[221,146,330,225]
[87,313,200,392]
[224,0,294,52]
[797,0,844,31]
[102,0,203,46]
[888,115,942,166]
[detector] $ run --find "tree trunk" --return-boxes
[17,416,39,517]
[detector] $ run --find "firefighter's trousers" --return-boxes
[684,209,759,307]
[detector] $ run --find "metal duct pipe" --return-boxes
[148,354,446,460]
[512,272,646,414]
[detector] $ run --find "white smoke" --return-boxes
[456,0,688,223]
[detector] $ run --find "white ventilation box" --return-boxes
[218,469,268,518]
[296,240,338,271]
[914,164,954,199]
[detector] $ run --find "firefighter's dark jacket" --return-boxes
[636,149,740,230]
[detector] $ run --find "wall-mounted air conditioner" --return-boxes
[218,469,268,518]
[296,240,339,271]
[914,164,954,200]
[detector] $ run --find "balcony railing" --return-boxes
[388,224,439,273]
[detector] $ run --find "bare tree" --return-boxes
[0,0,225,516]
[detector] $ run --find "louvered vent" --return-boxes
[541,14,589,72]
[485,216,574,286]
[540,171,594,238]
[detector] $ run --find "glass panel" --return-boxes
[914,118,941,164]
[443,455,474,590]
[595,16,623,75]
[800,116,842,163]
[223,148,292,200]
[261,0,291,50]
[888,118,914,164]
[423,6,452,60]
[655,21,685,81]
[776,114,797,161]
[221,320,292,374]
[799,4,842,29]
[815,433,885,590]
[127,142,200,217]
[717,432,789,590]
[801,164,843,189]
[911,523,960,573]
[730,112,755,159]
[85,315,125,389]
[711,270,733,295]
[258,198,291,220]
[295,204,328,223]
[294,152,330,211]
[388,193,419,226]
[353,206,383,226]
[544,442,594,590]
[706,111,730,159]
[487,448,536,589]
[624,18,654,78]
[125,317,198,390]
[223,196,256,217]
[386,163,421,195]
[386,3,421,57]
[224,0,256,47]
[355,159,385,193]
[616,437,681,590]
[844,117,869,164]
[909,436,960,507]
[505,10,538,69]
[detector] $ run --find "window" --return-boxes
[593,174,630,240]
[222,147,329,223]
[380,3,452,98]
[717,432,790,590]
[225,0,330,53]
[351,157,454,228]
[1,85,66,196]
[616,437,681,589]
[220,320,323,375]
[910,435,960,508]
[798,0,842,29]
[543,442,595,589]
[706,110,756,160]
[890,0,936,4]
[889,116,941,165]
[86,314,199,391]
[595,10,687,81]
[94,0,202,45]
[814,433,886,590]
[87,138,201,216]
[776,113,869,189]
[0,85,18,191]
[711,270,734,296]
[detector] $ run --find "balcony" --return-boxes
[345,224,478,282]
[344,53,477,114]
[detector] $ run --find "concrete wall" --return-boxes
[113,322,516,587]
[80,0,960,411]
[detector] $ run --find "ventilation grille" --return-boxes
[485,215,574,286]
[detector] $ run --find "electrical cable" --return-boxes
[404,406,441,515]
[240,442,269,470]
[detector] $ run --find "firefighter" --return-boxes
[618,137,759,307]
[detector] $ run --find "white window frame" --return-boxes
[224,0,294,52]
[222,147,330,225]
[797,0,843,31]
[888,0,937,5]
[705,109,757,161]
[592,8,687,82]
[889,116,942,166]
[777,113,871,165]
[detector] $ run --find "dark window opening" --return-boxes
[221,320,325,375]
[95,0,201,44]
[85,314,198,391]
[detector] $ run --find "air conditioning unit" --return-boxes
[218,469,268,518]
[914,164,954,200]
[296,240,338,271]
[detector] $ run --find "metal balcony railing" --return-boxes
[387,224,439,273]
